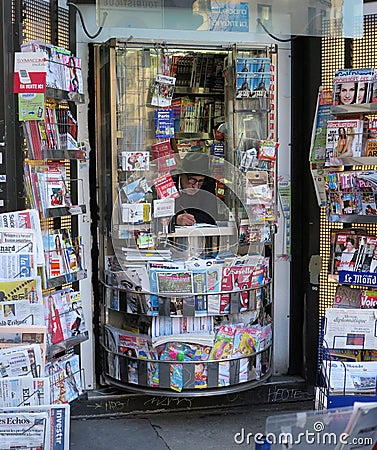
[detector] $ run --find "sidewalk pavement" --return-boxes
[70,400,314,449]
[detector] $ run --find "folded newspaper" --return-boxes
[0,343,43,378]
[322,360,377,394]
[0,404,70,450]
[0,377,50,407]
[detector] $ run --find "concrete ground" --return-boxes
[70,400,315,449]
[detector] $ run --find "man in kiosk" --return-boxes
[172,151,218,227]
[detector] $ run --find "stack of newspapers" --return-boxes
[0,209,71,449]
[0,342,70,449]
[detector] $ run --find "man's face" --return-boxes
[180,174,206,195]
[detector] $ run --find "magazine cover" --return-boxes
[63,236,83,273]
[236,72,270,99]
[44,289,68,347]
[236,57,270,74]
[356,172,377,216]
[333,285,362,308]
[332,68,374,105]
[154,109,175,138]
[151,140,177,173]
[153,173,180,199]
[121,151,150,171]
[366,118,377,156]
[194,362,208,388]
[219,266,232,314]
[61,354,82,402]
[325,119,365,163]
[63,292,86,339]
[360,289,377,308]
[205,266,221,315]
[192,270,207,316]
[156,271,193,294]
[37,167,71,212]
[309,87,334,164]
[122,177,151,203]
[330,230,363,274]
[151,74,176,107]
[47,353,82,403]
[44,229,71,279]
[354,235,377,272]
[62,54,83,94]
[121,202,151,224]
[231,266,253,312]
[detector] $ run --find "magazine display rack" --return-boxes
[96,41,276,394]
[312,69,377,409]
[316,326,377,410]
[16,41,89,403]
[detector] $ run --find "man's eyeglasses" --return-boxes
[187,176,205,187]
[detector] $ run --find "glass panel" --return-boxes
[97,0,363,38]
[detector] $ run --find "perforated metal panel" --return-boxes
[22,0,69,47]
[320,13,377,323]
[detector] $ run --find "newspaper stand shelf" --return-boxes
[17,41,90,410]
[314,91,377,410]
[316,320,377,410]
[102,346,272,396]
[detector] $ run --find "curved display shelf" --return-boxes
[102,344,272,396]
[102,278,271,316]
[102,278,271,298]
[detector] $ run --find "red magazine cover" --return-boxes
[230,265,255,312]
[151,140,177,173]
[219,266,232,314]
[153,173,180,199]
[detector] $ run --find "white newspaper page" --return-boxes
[0,404,70,450]
[322,360,377,393]
[0,377,50,407]
[0,343,43,378]
[323,308,377,349]
[0,411,48,447]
